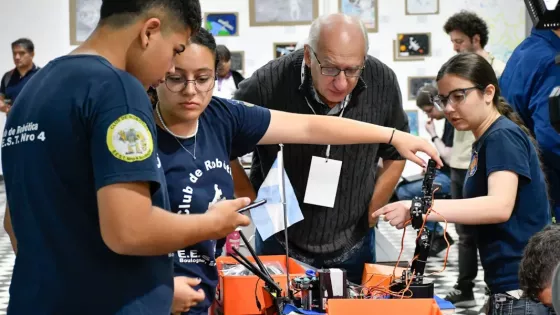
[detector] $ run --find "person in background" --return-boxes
[499,26,560,222]
[1,1,254,314]
[442,10,507,306]
[213,45,244,99]
[0,38,40,114]
[394,84,454,256]
[374,52,552,315]
[519,224,560,309]
[444,10,506,77]
[233,13,411,284]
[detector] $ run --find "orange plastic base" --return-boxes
[213,255,306,315]
[327,298,443,315]
[361,263,407,289]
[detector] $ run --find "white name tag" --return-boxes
[303,156,342,208]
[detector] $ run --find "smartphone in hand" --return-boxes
[237,199,267,214]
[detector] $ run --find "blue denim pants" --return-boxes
[395,170,452,235]
[255,231,374,285]
[487,294,555,315]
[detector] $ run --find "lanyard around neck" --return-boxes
[300,61,350,160]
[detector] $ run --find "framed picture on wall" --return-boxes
[394,33,431,61]
[408,76,437,100]
[249,0,319,26]
[405,0,439,15]
[205,12,239,36]
[273,42,298,59]
[338,0,378,32]
[69,0,102,45]
[405,109,420,136]
[230,51,245,74]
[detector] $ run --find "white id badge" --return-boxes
[303,156,342,208]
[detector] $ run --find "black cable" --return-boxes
[255,278,261,310]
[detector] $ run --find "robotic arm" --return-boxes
[390,159,438,299]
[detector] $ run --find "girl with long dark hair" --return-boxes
[374,52,553,315]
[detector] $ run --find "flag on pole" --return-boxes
[250,150,304,241]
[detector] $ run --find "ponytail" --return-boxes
[496,97,551,203]
[495,97,534,143]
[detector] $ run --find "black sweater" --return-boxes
[234,50,409,257]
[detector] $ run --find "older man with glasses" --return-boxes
[231,13,410,284]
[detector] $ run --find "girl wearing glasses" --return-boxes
[374,53,552,315]
[151,29,443,314]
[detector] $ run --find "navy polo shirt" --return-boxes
[463,116,550,294]
[499,27,560,219]
[158,97,270,314]
[2,55,173,314]
[0,64,40,102]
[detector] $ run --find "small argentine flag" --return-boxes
[249,150,304,241]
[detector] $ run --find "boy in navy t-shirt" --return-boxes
[1,1,253,314]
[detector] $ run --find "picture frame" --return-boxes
[394,33,431,61]
[69,0,102,45]
[338,0,378,32]
[204,12,239,37]
[405,109,420,136]
[249,0,319,26]
[230,51,245,74]
[273,42,298,59]
[405,0,440,15]
[393,40,423,62]
[408,76,437,100]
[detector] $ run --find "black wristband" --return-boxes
[388,128,396,144]
[431,136,438,142]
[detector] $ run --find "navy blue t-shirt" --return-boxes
[158,97,271,314]
[463,116,551,293]
[2,55,173,314]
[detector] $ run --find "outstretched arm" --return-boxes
[259,110,443,168]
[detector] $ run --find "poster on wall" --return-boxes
[408,76,437,100]
[394,33,431,61]
[273,42,297,59]
[405,110,420,136]
[405,0,439,15]
[69,0,102,45]
[338,0,378,32]
[249,0,319,26]
[205,12,239,36]
[230,51,245,74]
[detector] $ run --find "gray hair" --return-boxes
[307,14,369,55]
[295,38,307,51]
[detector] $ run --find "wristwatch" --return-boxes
[431,136,438,142]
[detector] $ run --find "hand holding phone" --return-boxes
[237,199,267,214]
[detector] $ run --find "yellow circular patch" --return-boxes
[106,114,153,162]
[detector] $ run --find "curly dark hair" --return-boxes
[519,224,560,301]
[443,10,489,48]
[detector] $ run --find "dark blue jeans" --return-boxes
[395,170,452,235]
[487,294,555,315]
[255,231,374,285]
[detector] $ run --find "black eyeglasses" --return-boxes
[309,47,364,77]
[432,86,483,110]
[164,75,215,93]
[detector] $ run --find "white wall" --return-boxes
[0,0,527,175]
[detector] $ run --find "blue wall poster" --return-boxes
[205,12,239,36]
